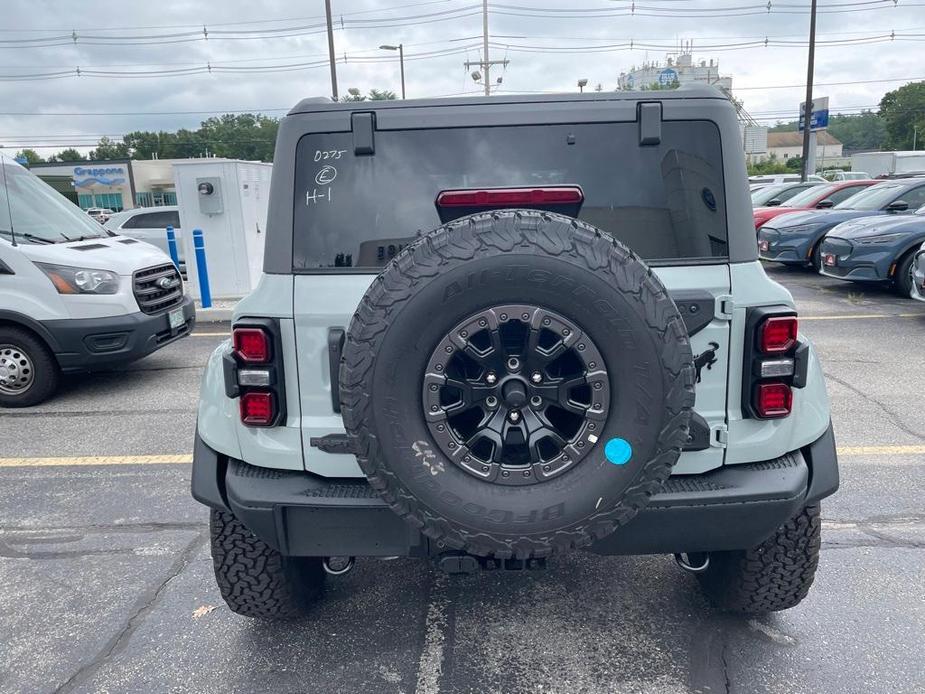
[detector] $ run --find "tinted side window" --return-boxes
[292,121,728,270]
[824,185,867,206]
[775,184,815,203]
[122,211,177,229]
[899,185,925,210]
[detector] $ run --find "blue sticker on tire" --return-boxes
[604,438,632,466]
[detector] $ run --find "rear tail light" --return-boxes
[233,327,271,363]
[743,309,801,420]
[436,186,584,208]
[228,321,286,427]
[240,391,276,426]
[759,316,798,353]
[754,382,793,418]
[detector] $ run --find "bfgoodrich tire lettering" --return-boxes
[340,210,696,559]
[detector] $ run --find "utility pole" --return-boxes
[398,43,405,100]
[463,1,508,96]
[482,0,490,96]
[324,0,338,101]
[800,0,817,182]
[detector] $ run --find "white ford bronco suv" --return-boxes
[192,88,838,619]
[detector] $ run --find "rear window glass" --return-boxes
[293,121,728,271]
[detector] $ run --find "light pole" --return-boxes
[799,0,818,182]
[380,44,405,99]
[577,78,589,93]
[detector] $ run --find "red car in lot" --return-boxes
[753,180,877,230]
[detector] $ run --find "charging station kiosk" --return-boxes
[173,159,273,299]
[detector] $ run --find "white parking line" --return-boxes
[0,445,921,469]
[414,573,450,694]
[800,313,925,321]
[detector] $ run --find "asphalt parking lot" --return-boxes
[2,264,924,694]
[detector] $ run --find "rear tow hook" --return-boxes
[674,552,711,574]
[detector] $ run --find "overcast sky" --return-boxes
[0,0,922,155]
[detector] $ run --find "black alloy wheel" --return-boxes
[422,304,609,486]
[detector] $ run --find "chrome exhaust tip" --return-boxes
[322,556,356,575]
[674,552,710,574]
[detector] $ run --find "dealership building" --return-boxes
[29,158,183,211]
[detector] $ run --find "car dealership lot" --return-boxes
[1,265,924,694]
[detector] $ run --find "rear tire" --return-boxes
[209,510,326,619]
[894,250,916,297]
[696,504,821,614]
[810,243,823,272]
[0,327,59,408]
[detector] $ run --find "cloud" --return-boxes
[0,0,922,154]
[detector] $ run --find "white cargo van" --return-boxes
[0,153,195,407]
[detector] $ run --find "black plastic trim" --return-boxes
[682,411,712,451]
[310,433,353,454]
[0,309,61,351]
[222,352,240,399]
[191,424,838,558]
[0,258,13,274]
[327,328,345,412]
[671,289,716,337]
[352,112,376,155]
[40,296,195,372]
[804,420,839,502]
[638,101,662,145]
[792,341,810,389]
[190,432,229,511]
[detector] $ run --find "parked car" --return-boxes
[753,180,877,230]
[191,89,838,620]
[104,206,184,270]
[911,242,925,302]
[751,181,822,209]
[822,170,871,182]
[85,207,114,224]
[877,171,925,180]
[749,174,826,185]
[758,178,925,269]
[0,153,195,407]
[818,205,925,296]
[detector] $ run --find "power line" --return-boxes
[0,0,469,33]
[3,0,924,49]
[1,31,922,82]
[0,6,482,48]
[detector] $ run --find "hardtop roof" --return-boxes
[288,84,726,116]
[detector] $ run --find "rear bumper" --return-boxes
[191,423,839,557]
[43,296,195,372]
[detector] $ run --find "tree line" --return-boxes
[13,88,396,165]
[767,81,924,153]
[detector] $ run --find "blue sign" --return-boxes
[658,68,678,86]
[14,156,28,165]
[798,97,829,132]
[72,165,126,188]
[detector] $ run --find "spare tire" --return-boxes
[340,210,695,559]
